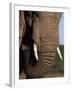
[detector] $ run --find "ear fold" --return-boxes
[19,11,26,47]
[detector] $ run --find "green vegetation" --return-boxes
[52,45,64,73]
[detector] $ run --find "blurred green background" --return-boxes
[52,45,64,73]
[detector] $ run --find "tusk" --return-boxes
[57,46,63,61]
[33,43,39,60]
[33,44,63,61]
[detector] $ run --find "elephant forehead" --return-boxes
[39,12,61,18]
[39,19,59,36]
[38,12,59,35]
[39,12,61,24]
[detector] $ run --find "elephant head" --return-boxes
[19,11,61,78]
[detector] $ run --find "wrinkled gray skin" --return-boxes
[19,11,26,47]
[19,11,61,78]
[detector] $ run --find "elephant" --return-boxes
[19,11,61,78]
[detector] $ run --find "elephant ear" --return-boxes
[19,11,26,47]
[56,12,62,24]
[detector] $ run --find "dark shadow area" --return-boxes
[19,11,37,75]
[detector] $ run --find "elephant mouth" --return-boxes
[21,44,38,67]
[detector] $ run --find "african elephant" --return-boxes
[19,11,61,78]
